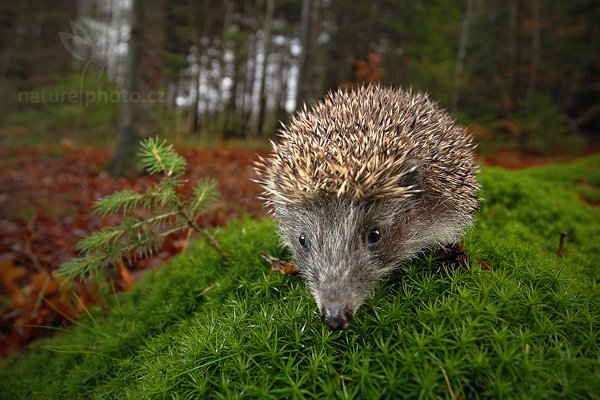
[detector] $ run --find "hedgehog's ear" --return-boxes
[393,159,423,210]
[397,159,423,194]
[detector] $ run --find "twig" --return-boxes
[24,213,63,318]
[557,231,568,257]
[197,228,228,261]
[190,185,208,214]
[24,212,43,272]
[32,274,51,319]
[440,365,456,400]
[197,282,220,298]
[429,353,459,399]
[129,210,179,229]
[181,227,194,253]
[152,147,173,176]
[174,202,228,261]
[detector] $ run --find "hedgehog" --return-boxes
[255,85,480,330]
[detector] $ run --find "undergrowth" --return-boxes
[1,155,599,399]
[2,73,120,146]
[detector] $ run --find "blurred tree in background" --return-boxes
[108,0,164,175]
[0,1,78,122]
[0,1,77,89]
[0,0,598,164]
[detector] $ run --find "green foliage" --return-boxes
[56,137,220,281]
[384,0,460,105]
[139,137,187,176]
[3,73,120,144]
[379,0,595,152]
[514,96,587,154]
[93,190,146,216]
[2,155,600,398]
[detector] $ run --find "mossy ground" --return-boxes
[1,155,599,399]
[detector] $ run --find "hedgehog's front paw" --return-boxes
[436,243,469,269]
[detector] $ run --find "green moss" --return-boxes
[2,155,600,399]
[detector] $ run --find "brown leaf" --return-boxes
[479,260,494,270]
[261,252,299,275]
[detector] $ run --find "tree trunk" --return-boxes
[109,0,164,176]
[242,32,258,138]
[508,0,518,115]
[224,41,241,138]
[276,41,290,124]
[0,2,18,123]
[451,0,474,115]
[255,0,275,136]
[521,0,540,151]
[296,0,315,109]
[323,0,354,93]
[526,0,540,109]
[0,1,77,90]
[187,55,201,135]
[219,0,233,139]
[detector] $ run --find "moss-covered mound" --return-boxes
[2,155,599,399]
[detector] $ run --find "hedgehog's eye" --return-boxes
[367,227,381,245]
[299,233,309,248]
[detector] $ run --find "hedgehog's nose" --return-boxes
[321,304,353,330]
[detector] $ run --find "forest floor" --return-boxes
[1,153,599,398]
[0,140,597,357]
[0,142,269,356]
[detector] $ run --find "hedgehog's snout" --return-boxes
[320,303,354,330]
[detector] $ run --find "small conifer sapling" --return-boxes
[57,137,223,281]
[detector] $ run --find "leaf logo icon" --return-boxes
[59,20,95,61]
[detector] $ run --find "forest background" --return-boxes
[0,0,598,355]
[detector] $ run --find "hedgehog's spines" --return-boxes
[256,85,480,209]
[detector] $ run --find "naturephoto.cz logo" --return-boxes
[18,20,164,107]
[18,88,165,106]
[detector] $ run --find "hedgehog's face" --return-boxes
[274,196,422,330]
